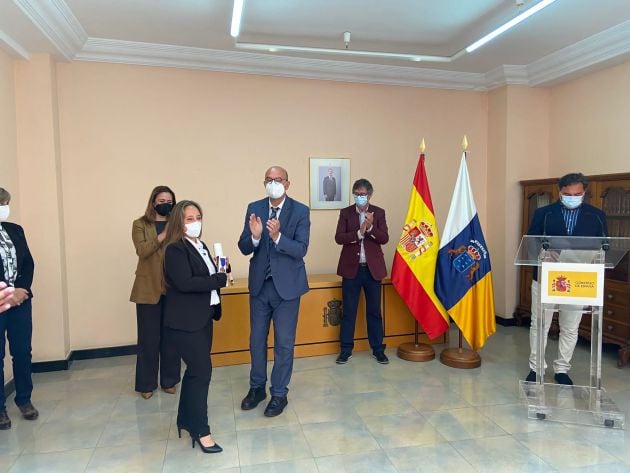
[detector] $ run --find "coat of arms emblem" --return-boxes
[448,244,482,281]
[323,300,343,326]
[398,219,434,259]
[552,275,571,293]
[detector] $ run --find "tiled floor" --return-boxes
[2,325,630,472]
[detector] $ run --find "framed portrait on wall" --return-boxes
[309,157,350,210]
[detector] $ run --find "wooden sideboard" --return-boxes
[212,273,448,366]
[514,173,630,367]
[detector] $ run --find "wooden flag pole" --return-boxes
[397,319,435,362]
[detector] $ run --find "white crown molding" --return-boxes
[76,38,487,91]
[527,20,630,86]
[12,0,87,60]
[0,28,29,59]
[12,0,625,91]
[484,65,529,90]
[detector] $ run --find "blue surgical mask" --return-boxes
[561,194,583,209]
[354,195,368,207]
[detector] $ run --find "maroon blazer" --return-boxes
[335,204,389,280]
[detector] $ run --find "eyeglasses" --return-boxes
[353,192,369,197]
[264,177,286,184]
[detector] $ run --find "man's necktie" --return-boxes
[264,207,279,279]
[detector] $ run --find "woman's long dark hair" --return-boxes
[162,200,203,248]
[142,185,176,223]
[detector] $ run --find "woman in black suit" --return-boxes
[163,200,227,453]
[0,188,37,431]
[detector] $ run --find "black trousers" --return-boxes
[0,299,33,411]
[167,319,213,438]
[339,265,385,354]
[135,297,181,392]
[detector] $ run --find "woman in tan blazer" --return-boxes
[130,186,181,399]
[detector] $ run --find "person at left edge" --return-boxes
[130,186,181,400]
[0,188,38,431]
[238,166,310,418]
[163,200,227,454]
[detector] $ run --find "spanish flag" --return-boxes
[391,152,449,339]
[435,152,496,350]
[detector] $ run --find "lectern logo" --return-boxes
[398,219,434,260]
[552,275,571,293]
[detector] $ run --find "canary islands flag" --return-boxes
[435,152,496,350]
[392,153,449,339]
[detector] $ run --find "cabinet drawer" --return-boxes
[604,288,630,307]
[603,304,630,324]
[602,320,630,343]
[580,314,630,343]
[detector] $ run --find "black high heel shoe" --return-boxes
[191,435,223,454]
[177,425,189,439]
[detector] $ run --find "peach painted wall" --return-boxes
[55,61,489,349]
[0,48,18,383]
[486,87,509,316]
[504,86,550,316]
[486,86,550,318]
[549,61,630,175]
[14,55,70,362]
[0,50,18,206]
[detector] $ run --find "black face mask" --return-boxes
[154,203,173,217]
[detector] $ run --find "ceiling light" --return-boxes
[234,42,451,62]
[232,0,555,62]
[230,0,244,38]
[465,0,557,53]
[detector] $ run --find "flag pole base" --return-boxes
[439,347,481,369]
[397,343,435,362]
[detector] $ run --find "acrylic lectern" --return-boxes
[515,235,630,429]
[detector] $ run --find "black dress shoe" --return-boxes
[0,410,11,430]
[192,436,223,453]
[525,370,537,382]
[17,402,39,420]
[554,372,574,385]
[264,396,288,417]
[373,352,389,364]
[335,352,352,364]
[241,387,266,410]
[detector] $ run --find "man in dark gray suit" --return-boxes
[322,168,337,201]
[237,166,310,417]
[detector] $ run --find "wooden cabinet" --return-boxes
[516,173,630,367]
[213,274,447,366]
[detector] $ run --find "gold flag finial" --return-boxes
[462,135,469,151]
[419,138,426,154]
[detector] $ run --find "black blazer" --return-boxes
[163,239,227,332]
[528,201,608,281]
[528,201,608,238]
[0,222,35,296]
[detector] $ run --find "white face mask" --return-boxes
[185,221,202,238]
[0,205,9,222]
[266,181,285,200]
[561,194,583,209]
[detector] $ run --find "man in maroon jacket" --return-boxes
[334,179,389,364]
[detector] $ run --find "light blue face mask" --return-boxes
[354,195,368,207]
[561,194,583,209]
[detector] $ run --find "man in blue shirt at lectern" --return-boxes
[525,172,608,385]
